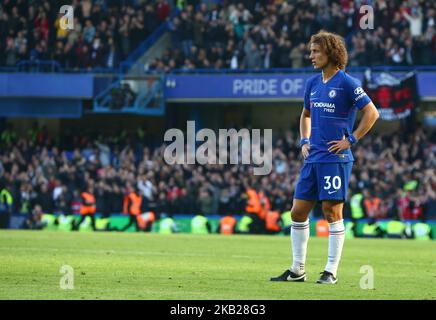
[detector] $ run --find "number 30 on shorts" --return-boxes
[323,176,342,190]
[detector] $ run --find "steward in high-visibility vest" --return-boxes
[245,188,261,216]
[0,186,13,229]
[362,219,384,238]
[73,188,97,231]
[281,210,293,229]
[0,187,13,213]
[386,219,406,239]
[363,196,381,219]
[41,213,57,230]
[403,180,418,192]
[191,214,211,234]
[413,221,432,240]
[350,193,365,219]
[237,214,253,234]
[345,220,355,239]
[58,214,74,231]
[80,192,96,215]
[245,188,265,234]
[258,191,270,221]
[137,211,156,232]
[96,217,110,231]
[159,215,176,234]
[121,188,143,232]
[265,211,281,234]
[219,214,237,235]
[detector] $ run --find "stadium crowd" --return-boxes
[1,0,435,71]
[0,0,170,70]
[0,123,435,223]
[150,0,436,72]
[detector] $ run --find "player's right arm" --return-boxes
[300,108,311,159]
[300,77,313,160]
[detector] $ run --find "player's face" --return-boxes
[309,43,328,69]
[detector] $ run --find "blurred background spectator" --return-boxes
[154,0,436,72]
[1,1,435,71]
[0,0,169,70]
[0,123,434,222]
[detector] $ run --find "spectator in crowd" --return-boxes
[402,5,423,38]
[243,42,262,69]
[0,183,13,228]
[145,0,436,72]
[0,1,167,70]
[363,190,382,219]
[289,43,305,68]
[108,82,137,109]
[23,204,45,230]
[2,1,436,71]
[0,123,433,226]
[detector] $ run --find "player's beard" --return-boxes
[318,60,330,71]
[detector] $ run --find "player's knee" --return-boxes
[322,203,343,221]
[322,208,342,222]
[291,209,308,222]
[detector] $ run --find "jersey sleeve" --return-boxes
[346,76,372,110]
[303,77,313,111]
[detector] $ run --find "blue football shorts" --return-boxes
[294,162,353,201]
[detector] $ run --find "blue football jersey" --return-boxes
[303,70,372,163]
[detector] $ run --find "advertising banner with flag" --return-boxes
[362,71,419,121]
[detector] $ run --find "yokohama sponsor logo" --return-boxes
[313,102,335,108]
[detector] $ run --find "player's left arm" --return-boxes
[350,102,380,140]
[328,102,379,154]
[327,101,380,154]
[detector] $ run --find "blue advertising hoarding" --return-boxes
[0,74,94,98]
[0,74,92,117]
[164,72,436,102]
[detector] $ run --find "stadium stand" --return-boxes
[1,1,435,72]
[151,0,436,72]
[0,0,169,70]
[0,1,435,237]
[0,123,434,222]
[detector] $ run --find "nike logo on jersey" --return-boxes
[328,190,338,194]
[310,91,317,96]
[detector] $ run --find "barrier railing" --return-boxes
[0,60,118,74]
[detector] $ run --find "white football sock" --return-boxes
[324,219,345,278]
[290,219,310,275]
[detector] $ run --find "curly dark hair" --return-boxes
[309,30,348,70]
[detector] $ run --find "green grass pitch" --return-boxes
[0,230,435,300]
